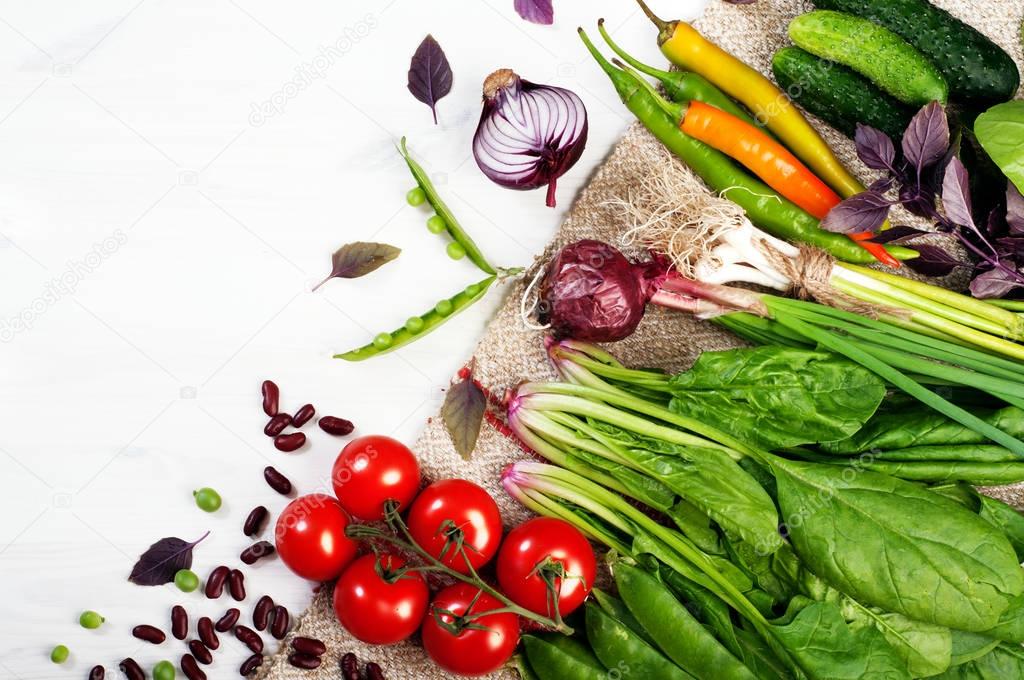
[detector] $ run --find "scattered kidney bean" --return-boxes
[291,637,326,657]
[252,596,274,631]
[243,506,269,536]
[341,653,360,680]
[215,608,239,633]
[239,653,263,676]
[292,404,315,427]
[269,605,290,639]
[197,617,218,650]
[366,662,386,680]
[119,658,144,680]
[240,541,275,565]
[89,665,105,680]
[205,566,230,599]
[188,640,213,665]
[131,624,166,644]
[264,413,291,437]
[274,432,305,452]
[261,380,279,417]
[319,416,355,436]
[235,625,264,654]
[263,466,292,495]
[228,569,245,601]
[180,653,206,680]
[171,606,188,640]
[288,653,322,669]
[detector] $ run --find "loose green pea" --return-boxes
[154,659,176,680]
[406,187,426,207]
[446,242,466,260]
[193,487,222,512]
[426,215,447,234]
[79,610,104,629]
[50,645,69,664]
[174,568,199,593]
[434,299,454,316]
[404,317,425,334]
[372,332,393,350]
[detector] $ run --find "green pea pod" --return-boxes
[399,137,495,276]
[334,276,495,361]
[522,634,607,680]
[592,588,658,647]
[615,562,758,680]
[586,603,695,679]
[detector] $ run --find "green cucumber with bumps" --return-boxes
[772,46,914,139]
[814,0,1020,104]
[789,11,948,106]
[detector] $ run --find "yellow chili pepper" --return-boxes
[635,0,866,199]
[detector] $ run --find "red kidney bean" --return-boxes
[269,605,290,639]
[261,380,279,417]
[252,595,274,631]
[215,608,239,633]
[264,413,291,437]
[171,605,188,640]
[366,662,386,680]
[263,466,292,495]
[197,616,219,650]
[319,416,355,436]
[205,565,230,599]
[228,569,245,601]
[242,506,269,536]
[239,653,263,676]
[341,653,360,680]
[180,654,207,680]
[132,624,166,644]
[291,637,326,657]
[240,541,275,565]
[89,666,105,680]
[292,403,315,427]
[235,625,264,654]
[188,639,213,665]
[273,432,305,452]
[119,658,144,680]
[288,653,322,669]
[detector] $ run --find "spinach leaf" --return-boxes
[929,643,1024,679]
[948,630,1001,667]
[975,101,1024,194]
[733,626,791,680]
[843,605,952,678]
[980,593,1024,644]
[669,347,885,450]
[978,494,1024,562]
[847,459,1024,485]
[773,459,1024,631]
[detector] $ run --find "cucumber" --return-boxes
[814,0,1020,104]
[772,47,913,140]
[789,11,948,106]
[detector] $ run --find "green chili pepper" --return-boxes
[578,28,916,266]
[335,275,496,361]
[399,137,496,275]
[586,603,695,679]
[522,634,607,680]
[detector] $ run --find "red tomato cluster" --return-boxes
[274,434,596,677]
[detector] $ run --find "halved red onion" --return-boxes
[473,69,588,208]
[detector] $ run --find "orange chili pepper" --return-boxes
[681,100,841,220]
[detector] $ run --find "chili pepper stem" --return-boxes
[633,0,672,39]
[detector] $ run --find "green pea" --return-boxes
[79,610,104,629]
[434,299,454,316]
[372,332,393,350]
[154,659,176,680]
[174,568,199,593]
[406,187,426,206]
[193,487,222,512]
[50,645,69,664]
[404,317,425,334]
[446,242,466,260]
[464,283,481,297]
[426,215,447,234]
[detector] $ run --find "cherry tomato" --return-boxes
[275,494,357,581]
[421,583,519,676]
[497,517,596,619]
[333,553,428,645]
[407,479,502,574]
[332,435,421,521]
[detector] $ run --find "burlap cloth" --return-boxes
[260,1,1024,677]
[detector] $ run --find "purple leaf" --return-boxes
[855,124,897,171]
[128,532,209,586]
[868,225,927,244]
[441,376,486,460]
[996,237,1024,258]
[312,242,401,291]
[902,102,949,174]
[903,244,963,277]
[407,35,453,124]
[941,157,975,229]
[971,266,1024,299]
[869,176,896,193]
[722,0,757,4]
[821,191,893,234]
[514,0,554,24]
[1008,183,1024,235]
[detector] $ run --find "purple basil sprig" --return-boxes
[514,0,554,24]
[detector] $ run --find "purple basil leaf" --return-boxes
[996,237,1024,258]
[903,243,963,277]
[312,242,401,291]
[514,0,554,24]
[821,191,893,234]
[902,102,949,174]
[869,176,896,193]
[407,35,453,124]
[1007,183,1024,235]
[441,377,486,460]
[941,157,975,229]
[128,532,209,586]
[970,266,1024,299]
[900,183,939,221]
[722,0,757,4]
[855,124,897,171]
[868,225,927,244]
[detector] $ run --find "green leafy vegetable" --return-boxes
[929,643,1024,679]
[975,101,1024,194]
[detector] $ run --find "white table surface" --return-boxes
[0,0,707,676]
